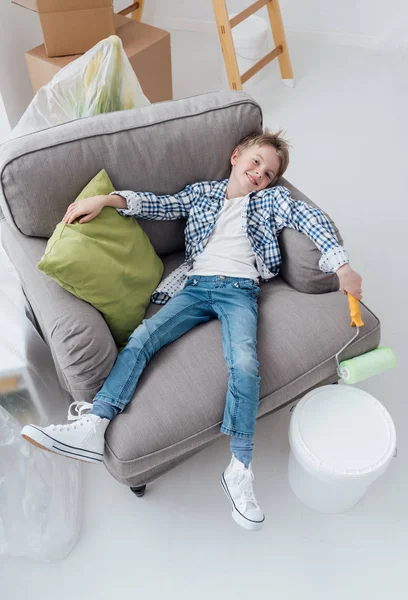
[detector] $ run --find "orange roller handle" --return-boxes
[348,293,364,327]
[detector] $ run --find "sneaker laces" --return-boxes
[235,468,259,511]
[49,401,96,433]
[67,401,94,421]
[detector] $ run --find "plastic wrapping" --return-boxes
[0,406,82,562]
[11,34,150,138]
[0,231,82,562]
[0,227,73,426]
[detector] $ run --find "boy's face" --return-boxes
[230,144,281,194]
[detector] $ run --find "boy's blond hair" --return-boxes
[234,128,290,183]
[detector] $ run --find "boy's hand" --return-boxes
[63,195,105,224]
[336,264,363,300]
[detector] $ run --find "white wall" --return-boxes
[0,3,43,129]
[130,0,407,38]
[0,1,406,128]
[0,93,11,143]
[280,0,406,37]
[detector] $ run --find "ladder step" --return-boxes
[230,0,270,29]
[241,45,283,84]
[213,0,293,90]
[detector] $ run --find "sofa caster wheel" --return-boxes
[130,485,147,498]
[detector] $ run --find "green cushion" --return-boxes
[37,170,164,349]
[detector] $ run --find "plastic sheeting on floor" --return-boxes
[0,233,82,562]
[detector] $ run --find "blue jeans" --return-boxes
[91,275,261,460]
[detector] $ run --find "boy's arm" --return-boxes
[63,183,198,225]
[270,186,364,299]
[271,185,350,273]
[108,183,199,220]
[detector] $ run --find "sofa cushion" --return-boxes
[103,275,380,485]
[37,169,163,348]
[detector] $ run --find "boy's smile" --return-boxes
[226,144,282,199]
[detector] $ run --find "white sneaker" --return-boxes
[221,454,265,531]
[21,401,110,464]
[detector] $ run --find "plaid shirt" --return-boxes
[114,179,349,304]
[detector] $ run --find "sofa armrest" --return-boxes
[277,177,342,294]
[1,221,117,403]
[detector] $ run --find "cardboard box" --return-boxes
[13,0,115,57]
[25,14,173,103]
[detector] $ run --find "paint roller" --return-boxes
[336,294,397,384]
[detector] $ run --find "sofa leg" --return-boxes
[130,485,147,498]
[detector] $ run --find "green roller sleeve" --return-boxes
[339,347,397,385]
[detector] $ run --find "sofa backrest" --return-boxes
[0,91,262,256]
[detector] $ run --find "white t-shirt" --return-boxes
[189,196,259,282]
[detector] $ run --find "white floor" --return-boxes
[1,30,408,599]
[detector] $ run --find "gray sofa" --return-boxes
[0,90,380,493]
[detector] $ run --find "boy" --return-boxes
[22,129,363,531]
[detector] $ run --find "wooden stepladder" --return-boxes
[118,1,145,21]
[212,0,294,90]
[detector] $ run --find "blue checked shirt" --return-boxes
[114,179,349,304]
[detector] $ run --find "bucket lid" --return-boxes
[289,385,396,478]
